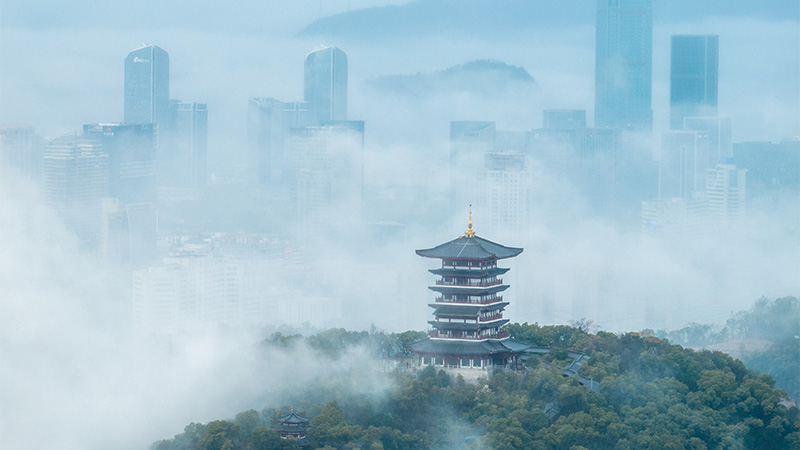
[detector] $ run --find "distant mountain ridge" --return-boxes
[368,59,535,96]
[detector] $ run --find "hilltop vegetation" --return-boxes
[151,321,799,450]
[656,297,799,400]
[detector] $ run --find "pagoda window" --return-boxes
[460,358,469,367]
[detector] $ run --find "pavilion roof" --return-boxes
[416,235,523,260]
[275,411,311,425]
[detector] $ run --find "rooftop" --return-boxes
[416,234,522,260]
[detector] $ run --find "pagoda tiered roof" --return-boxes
[429,319,509,331]
[428,284,509,295]
[416,235,523,260]
[429,267,510,277]
[429,302,509,316]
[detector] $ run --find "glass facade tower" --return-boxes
[124,44,169,127]
[595,0,653,132]
[304,46,347,123]
[670,35,719,130]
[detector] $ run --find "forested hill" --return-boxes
[150,324,800,450]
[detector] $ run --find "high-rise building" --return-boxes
[477,153,530,238]
[670,35,719,130]
[102,199,157,268]
[595,0,653,132]
[530,127,619,214]
[659,130,699,198]
[247,98,314,185]
[705,159,746,228]
[304,46,347,123]
[0,124,45,178]
[124,44,169,127]
[683,116,732,174]
[82,123,157,204]
[287,121,364,238]
[450,121,496,209]
[543,109,587,130]
[733,139,800,197]
[641,197,707,242]
[165,100,208,189]
[43,135,108,248]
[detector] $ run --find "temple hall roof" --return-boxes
[416,235,523,260]
[408,338,532,356]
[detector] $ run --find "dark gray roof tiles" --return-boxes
[416,235,523,260]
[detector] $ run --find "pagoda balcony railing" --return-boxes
[435,278,502,287]
[479,313,504,322]
[428,329,510,340]
[442,263,497,271]
[434,296,503,305]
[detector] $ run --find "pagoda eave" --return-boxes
[428,284,509,295]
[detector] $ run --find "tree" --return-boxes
[251,427,281,450]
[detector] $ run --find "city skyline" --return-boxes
[1,3,798,449]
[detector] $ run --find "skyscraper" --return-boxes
[477,153,530,238]
[595,0,653,132]
[82,123,157,204]
[287,121,364,239]
[43,135,108,248]
[705,159,746,229]
[124,44,169,127]
[166,100,208,189]
[247,98,314,185]
[450,121,496,211]
[659,130,699,198]
[670,35,719,129]
[304,47,347,123]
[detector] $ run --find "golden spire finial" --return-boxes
[465,205,475,237]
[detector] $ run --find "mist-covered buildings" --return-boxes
[288,121,365,239]
[247,98,313,186]
[124,44,169,127]
[131,233,343,334]
[594,0,653,132]
[0,124,45,178]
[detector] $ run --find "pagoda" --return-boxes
[409,210,531,370]
[272,409,312,444]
